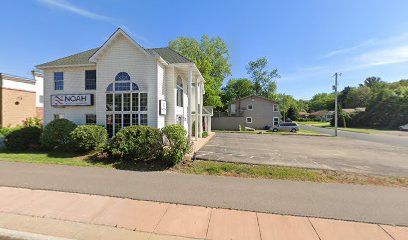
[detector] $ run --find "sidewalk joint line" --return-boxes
[255,213,263,240]
[204,208,213,239]
[307,217,322,240]
[378,224,396,240]
[151,203,171,234]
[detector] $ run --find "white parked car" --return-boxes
[399,123,408,131]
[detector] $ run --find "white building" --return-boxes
[36,28,212,139]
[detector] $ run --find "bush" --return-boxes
[5,127,42,151]
[70,125,108,152]
[109,126,163,161]
[202,131,209,138]
[162,124,190,165]
[23,117,43,128]
[41,119,77,150]
[0,127,20,137]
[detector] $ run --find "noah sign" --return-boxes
[51,94,94,106]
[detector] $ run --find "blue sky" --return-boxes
[1,0,408,99]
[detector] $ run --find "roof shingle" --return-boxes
[37,47,193,68]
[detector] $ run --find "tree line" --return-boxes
[169,35,408,128]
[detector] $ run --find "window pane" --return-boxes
[132,114,139,126]
[115,72,130,81]
[85,114,96,125]
[177,88,183,107]
[140,114,148,126]
[106,114,113,138]
[115,94,122,111]
[123,114,131,127]
[114,114,122,134]
[140,93,147,111]
[54,72,64,90]
[115,82,130,91]
[132,93,138,111]
[106,94,113,111]
[123,93,131,111]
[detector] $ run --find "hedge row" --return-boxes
[4,119,190,166]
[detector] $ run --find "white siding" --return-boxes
[165,66,176,125]
[95,34,158,127]
[34,75,44,107]
[2,79,36,92]
[43,66,97,125]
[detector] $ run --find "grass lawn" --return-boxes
[213,129,324,136]
[174,160,408,188]
[297,121,331,127]
[0,149,406,188]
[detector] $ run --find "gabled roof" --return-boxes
[36,28,194,68]
[36,48,99,68]
[228,95,279,105]
[146,48,193,64]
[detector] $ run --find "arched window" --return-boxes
[177,76,183,107]
[105,72,147,137]
[115,72,130,81]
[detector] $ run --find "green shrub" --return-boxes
[109,126,163,161]
[4,127,42,151]
[202,131,209,138]
[162,124,190,166]
[0,127,20,137]
[22,117,43,128]
[41,119,77,150]
[70,125,108,152]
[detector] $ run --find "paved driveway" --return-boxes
[196,132,408,177]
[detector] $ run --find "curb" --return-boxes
[0,228,73,240]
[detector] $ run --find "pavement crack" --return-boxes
[307,218,322,240]
[379,224,396,240]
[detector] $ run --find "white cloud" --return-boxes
[357,45,408,67]
[38,0,113,22]
[320,39,377,59]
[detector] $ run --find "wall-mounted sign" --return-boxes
[159,100,167,115]
[51,94,94,106]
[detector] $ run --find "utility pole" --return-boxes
[333,73,341,137]
[283,94,286,122]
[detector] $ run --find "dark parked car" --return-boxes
[271,122,299,133]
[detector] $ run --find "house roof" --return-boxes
[342,107,366,113]
[228,95,279,105]
[0,73,36,84]
[146,48,193,64]
[310,110,332,116]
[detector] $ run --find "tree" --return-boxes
[169,35,231,108]
[246,57,279,98]
[287,107,299,121]
[221,78,254,106]
[309,93,335,111]
[361,76,385,89]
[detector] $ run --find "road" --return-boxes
[301,124,408,147]
[0,161,407,226]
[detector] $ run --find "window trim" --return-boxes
[247,104,253,110]
[246,117,253,123]
[54,114,64,120]
[273,117,280,126]
[273,104,279,112]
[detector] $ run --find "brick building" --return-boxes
[0,72,44,127]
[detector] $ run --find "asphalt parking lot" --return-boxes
[196,132,408,177]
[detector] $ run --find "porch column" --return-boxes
[187,68,193,140]
[195,78,199,140]
[199,81,203,138]
[208,115,211,132]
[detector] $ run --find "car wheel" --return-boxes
[272,128,278,132]
[291,128,297,133]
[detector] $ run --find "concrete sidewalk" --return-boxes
[0,187,407,240]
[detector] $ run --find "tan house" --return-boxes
[0,72,44,127]
[213,95,281,130]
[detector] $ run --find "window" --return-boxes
[85,114,96,125]
[39,95,44,104]
[85,70,96,90]
[105,72,147,136]
[176,76,183,107]
[54,114,64,120]
[54,72,63,90]
[273,104,279,112]
[140,114,148,126]
[140,93,148,111]
[115,72,130,81]
[248,105,253,110]
[230,104,236,113]
[273,117,279,126]
[246,117,252,123]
